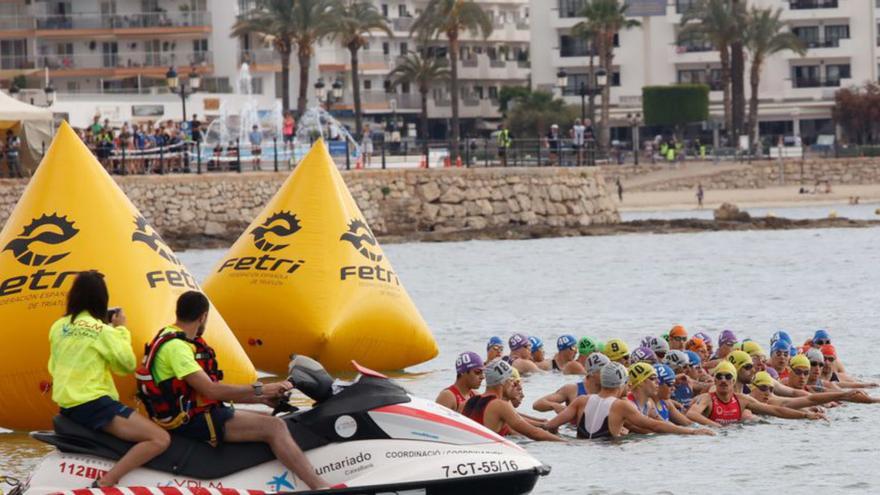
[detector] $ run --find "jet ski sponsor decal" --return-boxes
[266,471,295,492]
[158,479,226,489]
[58,462,106,481]
[442,460,520,478]
[314,452,374,477]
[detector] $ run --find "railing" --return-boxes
[799,38,847,48]
[517,60,530,68]
[792,78,841,88]
[789,0,838,9]
[0,55,36,70]
[463,97,480,107]
[557,0,587,18]
[676,0,698,14]
[461,58,479,68]
[676,42,715,53]
[40,51,213,70]
[0,16,34,30]
[392,16,414,32]
[240,49,277,65]
[35,11,211,30]
[560,46,598,57]
[490,59,507,68]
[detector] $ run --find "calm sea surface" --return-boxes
[3,224,880,493]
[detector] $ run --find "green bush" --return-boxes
[642,84,709,127]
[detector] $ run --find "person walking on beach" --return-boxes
[616,178,623,202]
[696,183,704,208]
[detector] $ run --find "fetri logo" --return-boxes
[340,219,382,262]
[130,215,197,289]
[3,213,79,266]
[251,211,301,252]
[132,215,180,266]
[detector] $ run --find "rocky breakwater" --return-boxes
[0,168,620,247]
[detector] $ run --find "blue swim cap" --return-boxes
[487,336,504,350]
[813,329,831,343]
[529,336,544,351]
[770,330,792,347]
[653,364,676,386]
[685,350,701,366]
[770,340,791,354]
[789,344,799,357]
[556,334,577,351]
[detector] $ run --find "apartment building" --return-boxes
[531,0,880,143]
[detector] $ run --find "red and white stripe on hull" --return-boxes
[52,488,266,495]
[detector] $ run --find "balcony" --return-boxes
[34,11,211,36]
[0,55,36,70]
[39,51,213,77]
[0,16,34,33]
[391,16,414,33]
[792,78,842,88]
[557,0,586,18]
[789,0,838,9]
[240,49,279,72]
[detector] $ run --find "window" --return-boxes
[611,71,620,87]
[824,25,849,47]
[677,68,722,90]
[558,0,586,18]
[0,39,27,69]
[676,0,697,14]
[488,86,499,100]
[792,65,821,87]
[559,34,593,57]
[475,86,484,98]
[381,4,388,17]
[400,42,408,55]
[792,26,819,47]
[384,80,393,93]
[401,82,410,94]
[364,80,372,90]
[102,41,118,68]
[825,64,850,84]
[193,39,208,52]
[398,4,407,17]
[382,42,389,55]
[250,77,263,94]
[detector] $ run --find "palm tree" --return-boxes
[677,0,742,138]
[232,0,336,117]
[571,20,598,126]
[574,0,640,149]
[730,0,746,142]
[411,0,493,161]
[329,1,392,139]
[388,51,451,141]
[744,7,806,150]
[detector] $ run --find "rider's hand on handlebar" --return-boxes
[264,381,294,398]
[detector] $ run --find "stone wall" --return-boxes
[0,168,619,244]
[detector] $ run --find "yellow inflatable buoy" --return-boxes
[0,123,256,430]
[204,139,438,373]
[828,210,838,219]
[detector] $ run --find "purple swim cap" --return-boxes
[455,351,484,375]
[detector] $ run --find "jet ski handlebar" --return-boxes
[286,355,334,403]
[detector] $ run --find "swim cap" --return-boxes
[639,335,654,348]
[742,341,766,358]
[484,358,514,386]
[586,353,611,374]
[813,329,831,344]
[661,332,670,342]
[653,364,676,386]
[732,342,744,351]
[752,371,773,388]
[789,344,799,357]
[727,350,752,371]
[770,331,792,347]
[770,340,791,355]
[487,336,504,350]
[596,341,606,353]
[664,350,690,371]
[603,339,630,362]
[694,331,712,346]
[509,333,530,351]
[718,330,738,346]
[805,348,824,366]
[510,367,521,383]
[685,350,701,366]
[669,325,688,338]
[528,336,544,352]
[789,354,810,370]
[578,336,599,356]
[601,362,628,388]
[646,336,669,355]
[765,367,779,379]
[819,344,837,358]
[686,337,707,353]
[631,346,658,364]
[713,360,738,380]
[455,351,484,375]
[628,362,657,388]
[557,334,577,351]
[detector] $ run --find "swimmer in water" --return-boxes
[533,353,610,413]
[550,334,586,374]
[505,333,542,375]
[435,351,483,413]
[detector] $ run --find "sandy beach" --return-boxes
[618,184,880,212]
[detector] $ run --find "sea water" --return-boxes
[3,226,879,493]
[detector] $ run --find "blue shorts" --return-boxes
[60,396,134,431]
[172,405,235,446]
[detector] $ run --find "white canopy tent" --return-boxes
[0,90,54,175]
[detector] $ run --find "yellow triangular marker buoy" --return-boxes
[204,140,438,373]
[0,122,256,430]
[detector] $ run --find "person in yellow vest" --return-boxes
[138,291,328,490]
[48,271,170,487]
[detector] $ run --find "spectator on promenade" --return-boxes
[572,119,585,166]
[282,112,296,151]
[4,130,22,178]
[546,124,561,165]
[361,125,374,168]
[90,116,103,135]
[497,123,511,167]
[190,114,203,143]
[248,125,263,171]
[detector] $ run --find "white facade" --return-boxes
[531,0,880,141]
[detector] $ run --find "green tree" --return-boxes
[411,0,493,161]
[497,86,531,115]
[505,90,578,138]
[833,82,880,145]
[677,0,742,139]
[232,0,336,117]
[743,7,805,150]
[574,0,640,149]
[329,1,392,138]
[388,51,451,140]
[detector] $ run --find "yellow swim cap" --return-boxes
[713,360,738,380]
[789,354,810,370]
[627,362,657,388]
[727,350,752,370]
[603,339,630,362]
[742,341,766,358]
[510,367,521,382]
[752,371,773,388]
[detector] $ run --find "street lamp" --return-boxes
[44,83,56,106]
[627,112,642,166]
[556,69,568,95]
[166,66,200,172]
[314,77,344,111]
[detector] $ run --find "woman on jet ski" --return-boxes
[48,271,171,487]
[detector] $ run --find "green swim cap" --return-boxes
[661,332,670,343]
[597,341,606,353]
[578,336,598,356]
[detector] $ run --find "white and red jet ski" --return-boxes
[20,357,549,495]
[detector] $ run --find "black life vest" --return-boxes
[136,328,223,429]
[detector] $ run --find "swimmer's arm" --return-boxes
[533,385,573,413]
[497,401,563,441]
[834,378,878,389]
[685,394,722,427]
[619,401,713,436]
[772,381,808,397]
[519,412,547,427]
[742,394,823,420]
[783,390,857,409]
[668,404,693,426]
[563,361,586,375]
[546,395,585,431]
[435,389,457,411]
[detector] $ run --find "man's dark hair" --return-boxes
[66,271,109,322]
[176,291,210,322]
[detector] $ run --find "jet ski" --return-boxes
[21,356,550,495]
